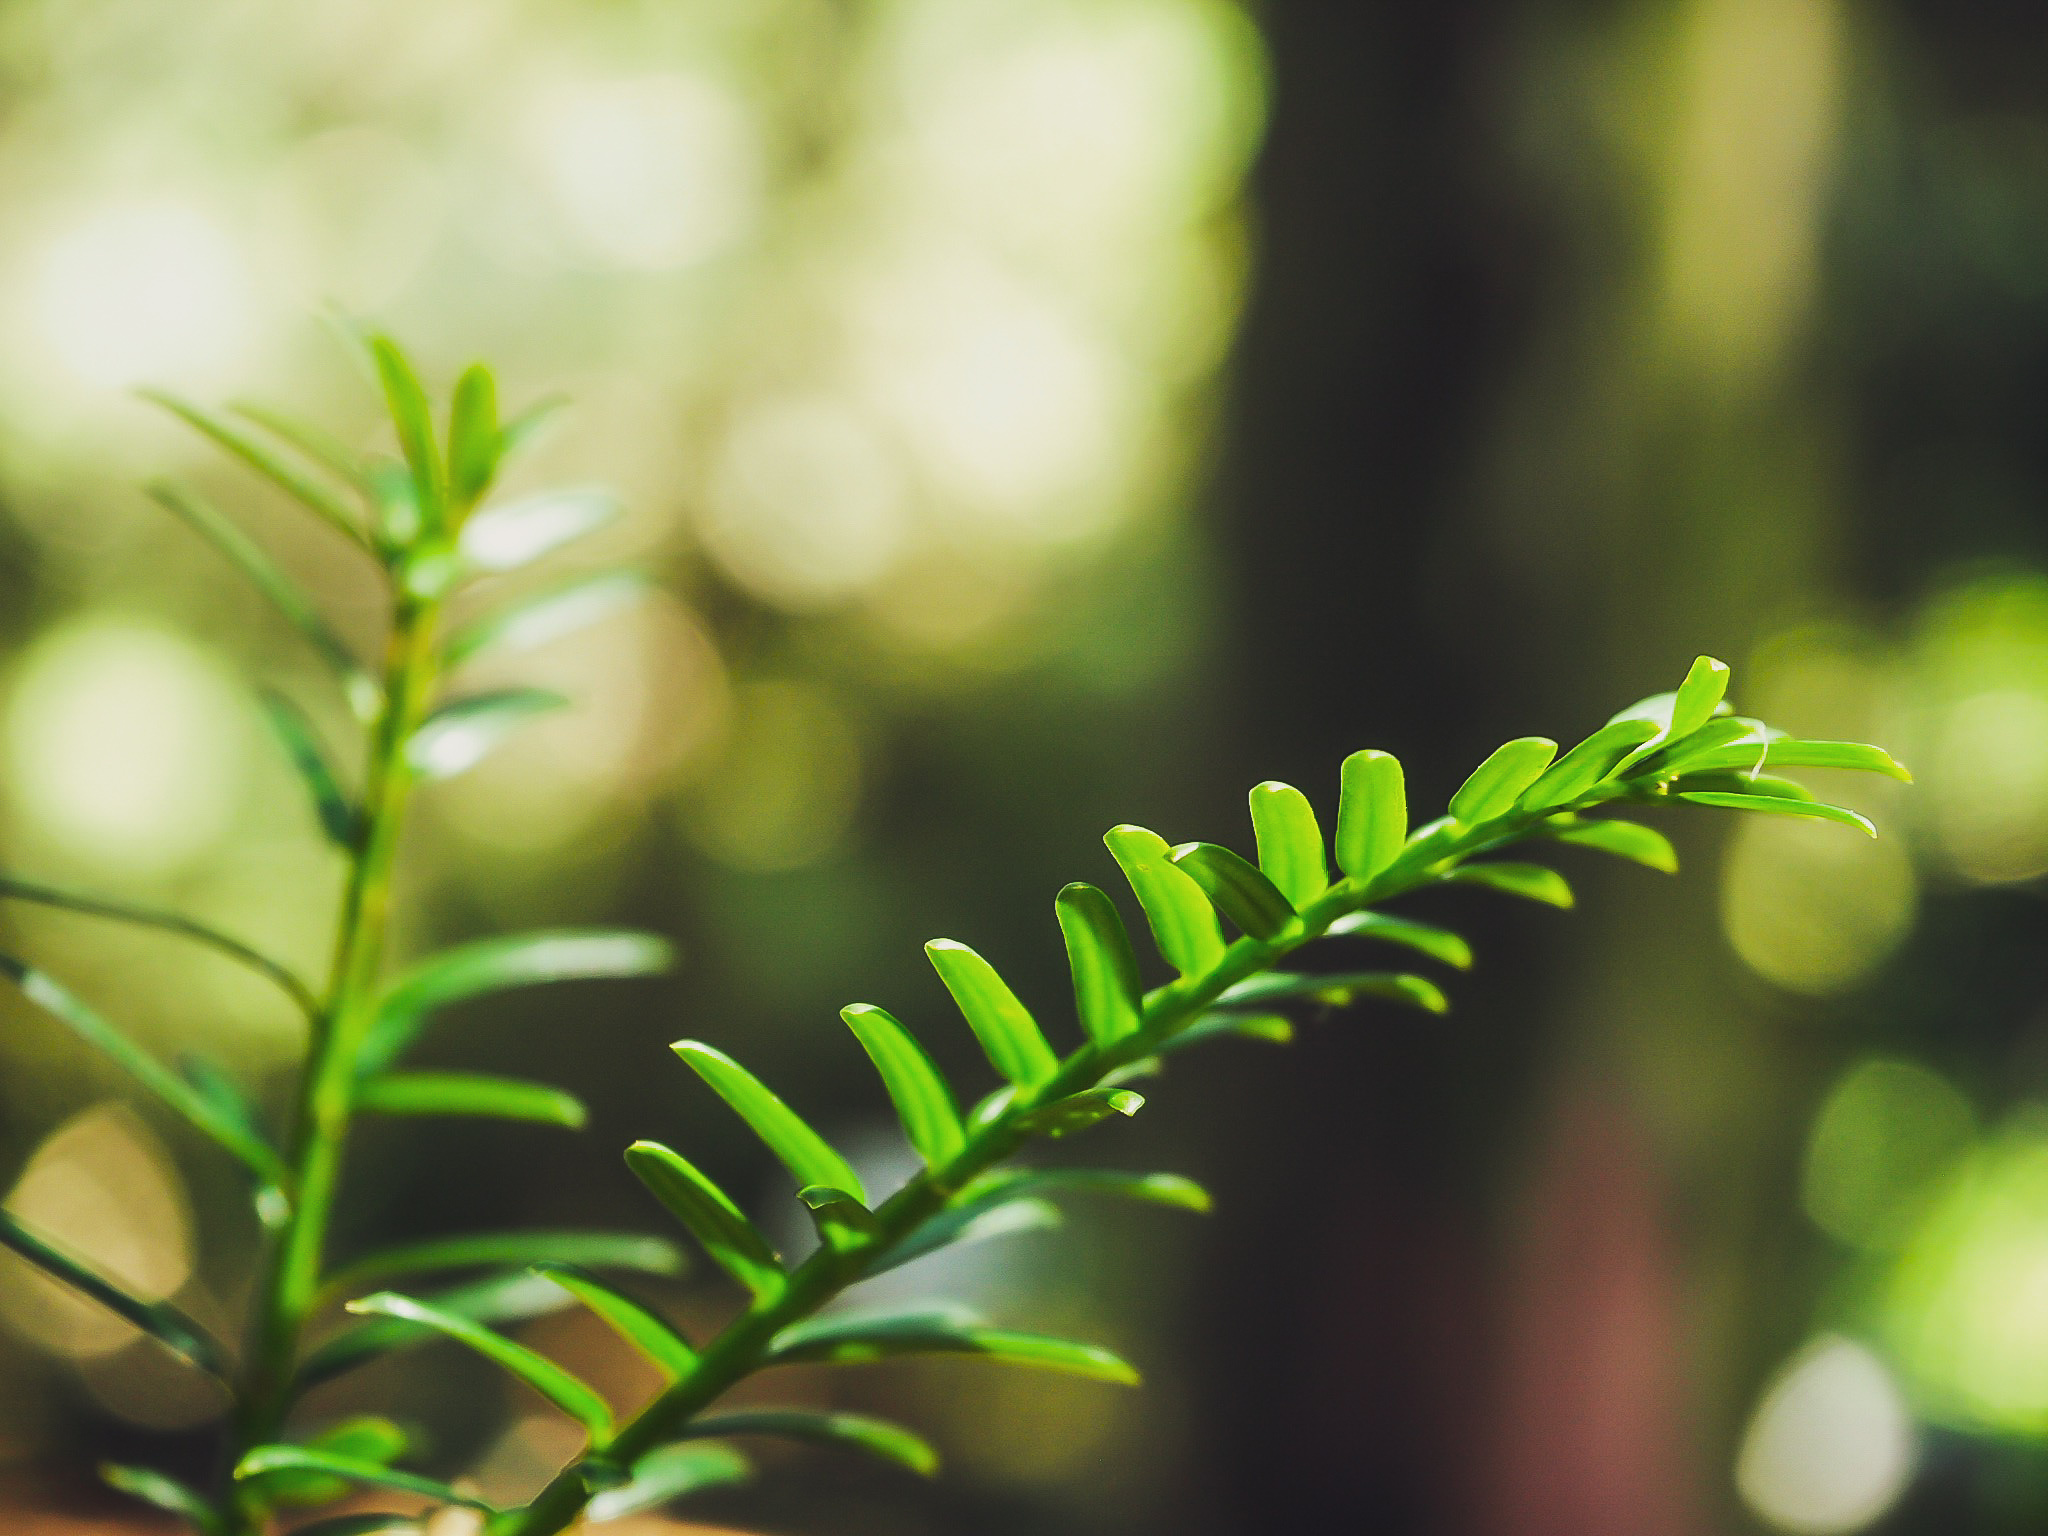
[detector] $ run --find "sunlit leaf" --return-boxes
[624,1141,784,1301]
[1013,1087,1144,1137]
[458,488,619,574]
[1335,749,1406,881]
[533,1262,695,1379]
[1167,842,1296,940]
[143,390,370,550]
[840,1004,965,1169]
[1322,910,1474,969]
[965,1167,1211,1214]
[1675,738,1912,781]
[361,928,674,1077]
[370,336,444,529]
[146,480,378,717]
[406,688,566,780]
[1517,718,1662,812]
[356,1071,587,1129]
[1439,862,1575,908]
[445,570,649,667]
[1157,1011,1293,1053]
[326,1230,682,1299]
[1628,714,1770,777]
[1449,737,1558,824]
[0,957,285,1182]
[586,1443,751,1523]
[672,1042,867,1203]
[798,1184,878,1249]
[1674,791,1878,836]
[1103,824,1225,975]
[229,401,373,496]
[925,940,1059,1087]
[258,690,357,846]
[235,1445,490,1513]
[770,1311,1138,1384]
[1249,781,1328,906]
[1667,654,1732,741]
[1220,970,1448,1013]
[346,1292,612,1440]
[1545,816,1679,873]
[1055,883,1142,1047]
[100,1462,218,1531]
[446,363,500,511]
[0,1211,226,1380]
[680,1409,939,1477]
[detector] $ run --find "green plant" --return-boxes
[0,339,1909,1536]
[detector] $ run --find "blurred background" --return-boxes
[0,0,2044,1532]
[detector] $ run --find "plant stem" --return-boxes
[223,591,443,1533]
[496,815,1540,1536]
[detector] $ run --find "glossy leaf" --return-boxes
[1628,715,1770,777]
[258,690,357,846]
[586,1443,752,1523]
[143,391,369,549]
[771,1311,1138,1384]
[355,1071,587,1129]
[0,873,318,1018]
[0,1211,228,1380]
[370,336,444,525]
[446,363,500,510]
[1167,842,1296,940]
[326,1230,682,1298]
[681,1409,938,1477]
[925,939,1060,1086]
[1221,970,1448,1013]
[458,488,619,573]
[1670,770,1816,801]
[1249,781,1329,905]
[672,1042,867,1203]
[1013,1087,1145,1137]
[1103,824,1225,976]
[1517,718,1662,812]
[1667,654,1732,741]
[1440,862,1575,908]
[445,569,648,667]
[100,1463,218,1531]
[1323,910,1474,969]
[248,1416,411,1508]
[534,1262,695,1378]
[1449,736,1558,823]
[624,1141,784,1300]
[296,1270,572,1388]
[235,1445,490,1512]
[146,480,378,715]
[361,927,675,1077]
[406,688,567,780]
[1675,791,1877,836]
[1675,738,1912,781]
[1335,749,1407,881]
[1055,883,1143,1046]
[841,1004,965,1168]
[798,1183,879,1248]
[0,957,285,1182]
[346,1292,612,1440]
[1546,817,1679,873]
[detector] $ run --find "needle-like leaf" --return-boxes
[235,1445,491,1513]
[370,336,444,530]
[444,570,648,667]
[770,1311,1138,1384]
[1335,749,1406,880]
[0,1210,229,1381]
[0,957,286,1182]
[345,1292,613,1441]
[296,1270,574,1389]
[925,940,1060,1087]
[1013,1088,1145,1137]
[325,1230,682,1299]
[1517,717,1662,812]
[143,391,371,551]
[1546,816,1679,873]
[1055,883,1142,1047]
[586,1443,752,1523]
[1449,737,1559,824]
[679,1409,939,1477]
[1667,654,1732,741]
[258,690,358,846]
[533,1262,696,1379]
[1440,862,1575,908]
[446,362,500,512]
[1103,824,1224,975]
[1323,910,1474,970]
[458,488,619,573]
[840,1004,964,1168]
[356,1071,587,1129]
[100,1463,219,1532]
[245,1416,411,1508]
[406,688,567,780]
[672,1043,867,1203]
[624,1141,784,1300]
[1167,842,1296,940]
[1675,791,1878,836]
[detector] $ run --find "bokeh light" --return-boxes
[1735,1334,1915,1534]
[1803,1059,1977,1252]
